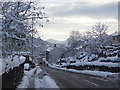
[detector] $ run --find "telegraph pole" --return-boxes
[31,11,34,62]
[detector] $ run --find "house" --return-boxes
[111,32,120,44]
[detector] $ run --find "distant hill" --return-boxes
[46,39,67,44]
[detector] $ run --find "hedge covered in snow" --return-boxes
[71,62,120,67]
[0,55,26,75]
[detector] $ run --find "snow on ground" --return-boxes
[57,60,119,68]
[36,66,43,75]
[43,76,59,88]
[75,46,83,50]
[63,57,78,62]
[34,77,44,88]
[29,57,32,61]
[72,61,120,67]
[18,66,59,88]
[43,59,119,81]
[49,64,119,81]
[0,55,26,75]
[98,55,119,61]
[46,47,54,51]
[42,58,49,65]
[56,55,119,67]
[24,63,30,70]
[24,68,36,77]
[17,75,29,88]
[34,75,58,88]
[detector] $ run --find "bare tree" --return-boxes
[67,31,83,57]
[83,23,110,55]
[67,31,82,48]
[92,22,108,45]
[1,2,46,58]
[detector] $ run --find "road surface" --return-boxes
[40,64,119,88]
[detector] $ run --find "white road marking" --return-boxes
[89,77,108,82]
[84,79,99,86]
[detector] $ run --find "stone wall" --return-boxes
[2,56,35,88]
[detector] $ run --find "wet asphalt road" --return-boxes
[40,64,119,89]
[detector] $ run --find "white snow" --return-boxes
[29,57,32,61]
[43,76,59,88]
[18,67,36,88]
[34,77,44,88]
[60,57,77,62]
[36,66,42,75]
[106,56,119,61]
[58,57,119,67]
[34,76,59,88]
[71,62,119,67]
[46,47,54,51]
[75,46,83,50]
[17,75,29,88]
[18,66,59,88]
[0,55,26,75]
[42,56,119,81]
[24,63,30,70]
[89,54,96,60]
[42,58,49,65]
[104,46,114,48]
[24,68,36,77]
[98,56,119,61]
[2,31,26,41]
[49,64,119,78]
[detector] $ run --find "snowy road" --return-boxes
[40,64,119,88]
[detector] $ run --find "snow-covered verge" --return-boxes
[49,64,119,82]
[43,59,119,82]
[98,56,119,62]
[17,67,36,88]
[64,61,120,68]
[0,55,26,75]
[34,75,59,88]
[17,66,59,88]
[42,58,49,64]
[42,76,59,88]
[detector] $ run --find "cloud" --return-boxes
[39,1,118,41]
[40,29,69,41]
[47,2,118,19]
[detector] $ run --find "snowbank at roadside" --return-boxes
[35,75,59,88]
[49,65,120,80]
[71,61,119,67]
[49,63,119,82]
[17,66,59,88]
[43,58,119,83]
[17,67,36,88]
[17,75,30,88]
[42,76,59,88]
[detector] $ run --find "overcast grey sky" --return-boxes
[37,0,118,41]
